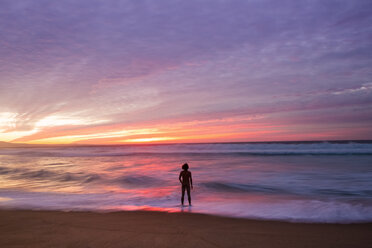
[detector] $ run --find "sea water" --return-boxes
[1,141,372,223]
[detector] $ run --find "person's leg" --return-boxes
[181,185,185,205]
[186,185,191,206]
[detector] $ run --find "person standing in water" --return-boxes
[179,163,193,206]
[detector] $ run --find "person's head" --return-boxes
[182,163,189,171]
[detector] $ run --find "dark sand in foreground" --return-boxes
[0,210,371,248]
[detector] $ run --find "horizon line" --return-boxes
[1,139,372,148]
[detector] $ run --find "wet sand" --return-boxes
[0,210,371,248]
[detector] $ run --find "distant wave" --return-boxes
[201,182,288,194]
[0,166,102,184]
[0,142,372,157]
[7,151,372,156]
[0,165,163,189]
[201,181,372,198]
[113,175,164,188]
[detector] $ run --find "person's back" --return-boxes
[179,170,191,186]
[179,163,193,206]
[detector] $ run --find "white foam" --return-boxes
[1,191,372,223]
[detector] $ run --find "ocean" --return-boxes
[1,141,372,223]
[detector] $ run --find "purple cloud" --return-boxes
[0,0,372,141]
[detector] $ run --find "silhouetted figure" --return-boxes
[179,163,193,206]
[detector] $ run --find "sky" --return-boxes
[0,0,372,144]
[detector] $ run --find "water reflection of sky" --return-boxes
[1,151,372,222]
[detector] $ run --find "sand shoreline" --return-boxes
[1,209,371,248]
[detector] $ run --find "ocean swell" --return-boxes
[0,141,371,157]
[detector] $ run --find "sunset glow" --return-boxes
[123,137,178,143]
[1,1,372,145]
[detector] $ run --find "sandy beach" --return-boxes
[0,210,371,248]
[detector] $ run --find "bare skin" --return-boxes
[179,170,193,206]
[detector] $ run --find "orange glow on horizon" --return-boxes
[123,137,178,143]
[6,115,271,144]
[2,111,367,145]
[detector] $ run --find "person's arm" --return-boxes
[190,172,193,189]
[179,171,183,184]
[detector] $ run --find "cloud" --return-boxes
[332,83,372,95]
[1,0,372,142]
